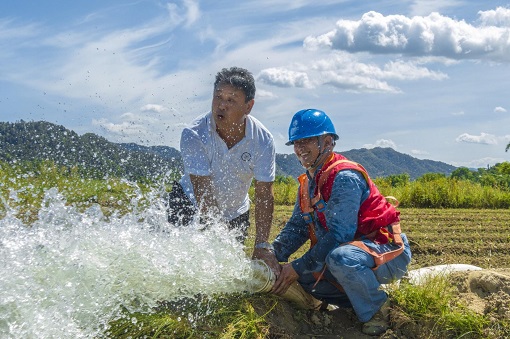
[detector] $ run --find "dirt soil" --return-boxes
[254,268,510,338]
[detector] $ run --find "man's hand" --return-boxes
[271,263,299,295]
[252,247,281,275]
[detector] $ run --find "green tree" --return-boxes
[496,162,510,176]
[385,173,410,187]
[450,167,475,181]
[416,173,446,182]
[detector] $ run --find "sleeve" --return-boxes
[272,197,309,262]
[290,170,369,275]
[253,134,275,183]
[180,128,211,176]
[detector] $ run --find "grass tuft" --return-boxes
[107,294,272,339]
[391,273,490,338]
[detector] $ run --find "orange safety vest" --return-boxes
[298,153,405,272]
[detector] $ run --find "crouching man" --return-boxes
[266,109,412,336]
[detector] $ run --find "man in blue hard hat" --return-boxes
[269,109,412,336]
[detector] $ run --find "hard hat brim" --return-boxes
[286,132,338,146]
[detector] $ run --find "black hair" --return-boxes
[214,67,256,102]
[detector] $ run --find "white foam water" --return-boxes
[0,186,257,338]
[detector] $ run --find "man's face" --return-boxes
[293,136,321,169]
[212,84,254,130]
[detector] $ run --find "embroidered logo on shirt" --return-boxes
[241,152,252,161]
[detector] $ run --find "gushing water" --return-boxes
[0,186,256,338]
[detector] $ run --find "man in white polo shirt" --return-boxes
[167,67,277,267]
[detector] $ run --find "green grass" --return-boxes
[390,274,490,338]
[107,310,195,338]
[105,278,509,339]
[0,160,155,223]
[1,162,510,338]
[107,294,275,339]
[252,173,510,208]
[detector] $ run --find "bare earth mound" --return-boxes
[255,269,510,338]
[452,269,510,322]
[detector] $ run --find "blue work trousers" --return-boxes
[298,233,412,322]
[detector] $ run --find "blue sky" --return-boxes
[1,1,510,168]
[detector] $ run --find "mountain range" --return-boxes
[0,121,456,180]
[275,148,456,180]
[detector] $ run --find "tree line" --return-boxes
[261,162,510,208]
[1,158,510,223]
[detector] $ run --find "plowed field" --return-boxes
[400,208,510,269]
[270,207,510,270]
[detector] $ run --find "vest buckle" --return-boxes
[302,213,313,223]
[314,199,327,212]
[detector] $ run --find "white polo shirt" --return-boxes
[179,111,275,221]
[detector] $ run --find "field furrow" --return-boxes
[269,207,510,270]
[400,208,510,269]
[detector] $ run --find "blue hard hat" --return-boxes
[286,109,339,145]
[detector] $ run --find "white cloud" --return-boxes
[259,53,447,93]
[119,112,137,120]
[141,104,167,113]
[381,60,447,80]
[310,55,401,93]
[494,106,507,113]
[166,1,200,27]
[0,18,40,40]
[12,20,174,103]
[256,89,278,100]
[92,108,186,145]
[183,0,201,27]
[303,10,510,62]
[92,118,147,136]
[257,67,313,88]
[119,112,159,123]
[410,149,429,156]
[363,139,397,149]
[478,7,510,27]
[0,12,207,121]
[321,72,400,93]
[451,110,465,116]
[317,56,447,91]
[455,132,498,145]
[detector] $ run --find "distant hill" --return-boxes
[0,121,182,180]
[0,121,456,181]
[119,143,182,163]
[343,147,456,180]
[276,148,456,180]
